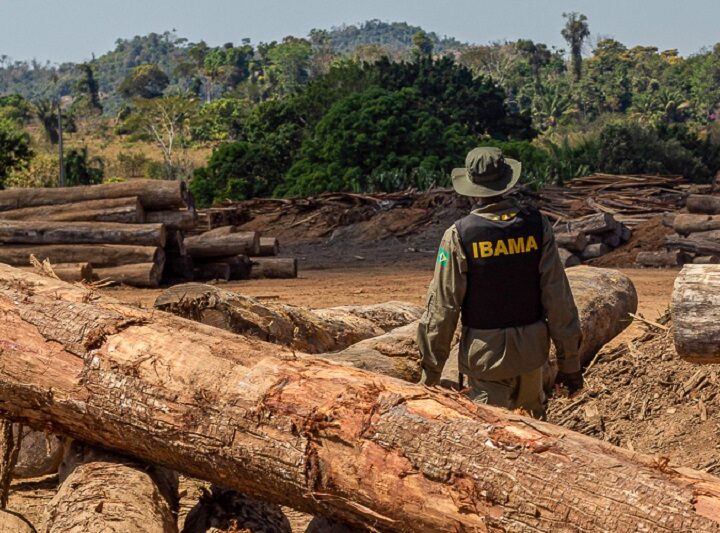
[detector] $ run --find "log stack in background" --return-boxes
[0,180,297,286]
[553,213,632,266]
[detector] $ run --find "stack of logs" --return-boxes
[0,181,296,287]
[638,194,720,267]
[552,213,632,267]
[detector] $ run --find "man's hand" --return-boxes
[555,370,584,395]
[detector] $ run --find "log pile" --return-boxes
[0,181,296,286]
[553,213,632,265]
[672,264,720,362]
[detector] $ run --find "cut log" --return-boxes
[0,197,144,224]
[558,248,581,267]
[672,264,720,363]
[0,265,717,532]
[554,231,587,253]
[666,233,720,256]
[603,233,621,248]
[193,262,231,281]
[0,244,164,268]
[687,194,720,215]
[185,231,260,258]
[20,262,93,283]
[249,257,297,279]
[13,426,65,479]
[0,220,166,247]
[620,225,632,242]
[145,209,197,230]
[258,237,280,257]
[154,283,421,353]
[165,230,186,255]
[0,509,35,532]
[674,214,720,235]
[581,242,611,260]
[662,211,678,228]
[94,262,164,288]
[163,252,194,283]
[636,250,689,268]
[566,213,620,235]
[0,179,189,211]
[693,255,720,264]
[45,442,178,533]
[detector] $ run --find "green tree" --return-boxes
[64,147,104,186]
[76,63,103,112]
[561,12,590,82]
[0,117,33,188]
[516,40,551,90]
[118,64,169,99]
[33,99,76,145]
[265,38,313,95]
[412,30,434,61]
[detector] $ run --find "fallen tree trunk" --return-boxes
[0,180,189,211]
[687,194,720,215]
[0,509,35,532]
[21,262,93,283]
[636,250,689,268]
[666,233,720,256]
[0,265,718,531]
[94,262,164,288]
[154,284,421,353]
[554,231,587,253]
[0,244,164,268]
[185,231,259,258]
[249,257,297,279]
[257,237,279,257]
[672,264,720,363]
[0,221,166,247]
[674,214,720,235]
[45,441,178,533]
[693,255,720,264]
[145,209,197,231]
[0,197,144,224]
[557,248,581,267]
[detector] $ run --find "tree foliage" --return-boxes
[119,64,170,99]
[0,117,33,188]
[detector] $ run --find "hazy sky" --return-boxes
[1,0,719,64]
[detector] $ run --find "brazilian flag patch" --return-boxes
[437,246,449,267]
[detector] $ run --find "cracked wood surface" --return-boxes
[0,264,719,531]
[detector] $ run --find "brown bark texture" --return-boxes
[666,232,720,256]
[1,265,719,532]
[674,214,720,235]
[687,194,720,215]
[145,209,197,230]
[154,283,421,354]
[0,244,164,268]
[636,250,689,267]
[45,441,178,533]
[249,257,297,279]
[0,419,21,509]
[258,237,280,257]
[0,180,188,211]
[0,197,144,224]
[185,231,260,258]
[672,264,720,363]
[554,231,587,253]
[0,221,166,247]
[94,262,164,288]
[0,509,36,532]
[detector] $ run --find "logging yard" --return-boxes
[1,176,720,532]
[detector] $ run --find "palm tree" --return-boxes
[561,12,590,82]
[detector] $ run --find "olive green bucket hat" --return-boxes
[451,146,522,197]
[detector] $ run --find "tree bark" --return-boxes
[674,214,720,235]
[693,255,720,264]
[249,257,297,279]
[193,262,231,282]
[154,283,421,353]
[554,231,587,253]
[0,197,144,224]
[672,264,720,363]
[94,262,164,288]
[185,231,260,258]
[0,179,189,211]
[581,243,611,260]
[0,419,22,509]
[0,265,718,531]
[687,194,720,215]
[45,441,178,533]
[636,250,689,268]
[20,262,93,283]
[0,244,164,268]
[145,209,197,231]
[0,221,166,247]
[557,248,581,267]
[666,233,720,256]
[258,237,280,257]
[0,509,35,532]
[563,213,620,235]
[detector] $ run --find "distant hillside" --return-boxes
[327,20,465,54]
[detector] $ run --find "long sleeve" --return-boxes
[538,216,582,373]
[417,226,467,385]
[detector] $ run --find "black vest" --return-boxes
[456,208,544,329]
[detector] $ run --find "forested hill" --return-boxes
[327,20,464,54]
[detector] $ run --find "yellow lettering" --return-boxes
[494,239,508,256]
[472,242,479,259]
[479,241,493,258]
[526,235,538,252]
[508,237,524,254]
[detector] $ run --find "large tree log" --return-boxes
[694,255,720,264]
[0,180,189,211]
[145,209,197,231]
[674,214,720,235]
[636,250,689,268]
[557,248,581,267]
[94,262,164,288]
[185,231,260,258]
[249,257,297,279]
[666,232,720,256]
[257,237,279,257]
[45,442,178,533]
[0,509,35,532]
[0,244,164,268]
[0,221,166,247]
[687,194,720,215]
[554,231,587,253]
[0,197,144,224]
[0,266,718,531]
[154,283,421,353]
[672,264,720,363]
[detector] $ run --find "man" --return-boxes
[417,146,582,418]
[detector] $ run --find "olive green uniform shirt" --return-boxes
[417,200,582,385]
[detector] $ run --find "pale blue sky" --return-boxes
[1,0,718,64]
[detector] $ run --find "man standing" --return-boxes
[417,147,582,418]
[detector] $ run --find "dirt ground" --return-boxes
[7,264,681,531]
